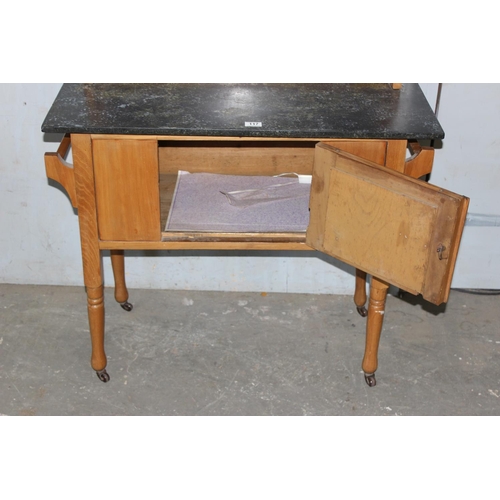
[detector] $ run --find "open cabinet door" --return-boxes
[306,143,469,305]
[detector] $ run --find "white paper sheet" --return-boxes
[165,171,311,232]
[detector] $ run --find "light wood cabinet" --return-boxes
[45,133,468,386]
[42,83,464,388]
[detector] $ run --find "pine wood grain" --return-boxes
[72,134,106,371]
[93,139,161,241]
[307,143,468,305]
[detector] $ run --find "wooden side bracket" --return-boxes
[45,134,78,208]
[404,140,434,179]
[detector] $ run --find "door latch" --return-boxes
[437,244,448,260]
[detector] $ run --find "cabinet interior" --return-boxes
[158,140,317,237]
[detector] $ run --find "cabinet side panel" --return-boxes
[93,139,160,241]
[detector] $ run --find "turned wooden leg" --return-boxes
[362,276,389,387]
[354,269,368,317]
[86,285,108,381]
[72,134,110,382]
[110,250,133,311]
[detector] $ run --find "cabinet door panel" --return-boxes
[306,143,469,305]
[93,139,161,241]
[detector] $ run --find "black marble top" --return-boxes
[41,83,444,140]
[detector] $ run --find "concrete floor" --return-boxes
[0,283,499,415]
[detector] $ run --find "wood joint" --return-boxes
[45,134,77,208]
[404,140,434,179]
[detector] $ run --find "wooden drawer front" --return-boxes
[93,139,161,241]
[307,143,469,305]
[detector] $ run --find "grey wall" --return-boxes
[1,83,498,292]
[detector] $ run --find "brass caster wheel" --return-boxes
[356,306,368,317]
[96,369,110,383]
[364,373,376,387]
[120,301,133,312]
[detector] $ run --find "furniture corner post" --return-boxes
[71,134,109,382]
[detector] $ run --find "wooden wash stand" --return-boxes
[42,84,469,387]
